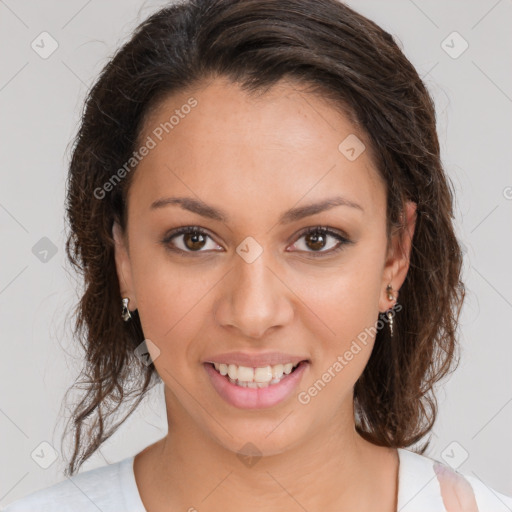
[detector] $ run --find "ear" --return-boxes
[378,201,417,313]
[112,220,137,310]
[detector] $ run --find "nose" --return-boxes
[213,250,294,339]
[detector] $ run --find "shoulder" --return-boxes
[0,456,135,512]
[397,448,512,512]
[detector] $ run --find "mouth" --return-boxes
[205,360,306,388]
[203,360,310,409]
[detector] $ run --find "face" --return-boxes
[113,77,416,457]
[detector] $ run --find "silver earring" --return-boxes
[121,297,132,321]
[385,284,396,338]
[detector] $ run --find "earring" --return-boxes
[385,284,396,338]
[121,297,132,321]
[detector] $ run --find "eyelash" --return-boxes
[161,225,352,258]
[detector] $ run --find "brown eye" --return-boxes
[304,231,328,251]
[182,231,207,251]
[162,225,352,258]
[290,226,352,257]
[162,226,221,254]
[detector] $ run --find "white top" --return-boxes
[2,448,511,511]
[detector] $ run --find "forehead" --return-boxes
[140,77,365,151]
[129,77,385,221]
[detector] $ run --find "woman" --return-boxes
[2,0,511,511]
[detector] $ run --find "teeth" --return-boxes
[254,366,273,383]
[272,364,284,379]
[212,361,302,387]
[238,366,254,382]
[228,364,237,380]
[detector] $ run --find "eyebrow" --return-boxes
[150,195,364,224]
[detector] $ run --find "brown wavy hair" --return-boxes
[61,0,465,476]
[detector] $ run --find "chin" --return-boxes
[211,421,305,460]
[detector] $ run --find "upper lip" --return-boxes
[204,351,310,368]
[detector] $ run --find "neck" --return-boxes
[134,387,399,512]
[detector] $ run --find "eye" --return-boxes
[161,225,352,257]
[288,226,352,257]
[161,226,221,254]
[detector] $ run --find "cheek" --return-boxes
[294,252,384,340]
[129,247,209,353]
[293,247,385,389]
[298,288,380,413]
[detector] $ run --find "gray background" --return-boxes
[1,0,511,506]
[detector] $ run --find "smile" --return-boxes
[204,360,309,409]
[210,362,300,388]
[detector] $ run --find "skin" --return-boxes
[113,76,417,512]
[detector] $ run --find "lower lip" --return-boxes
[204,362,309,409]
